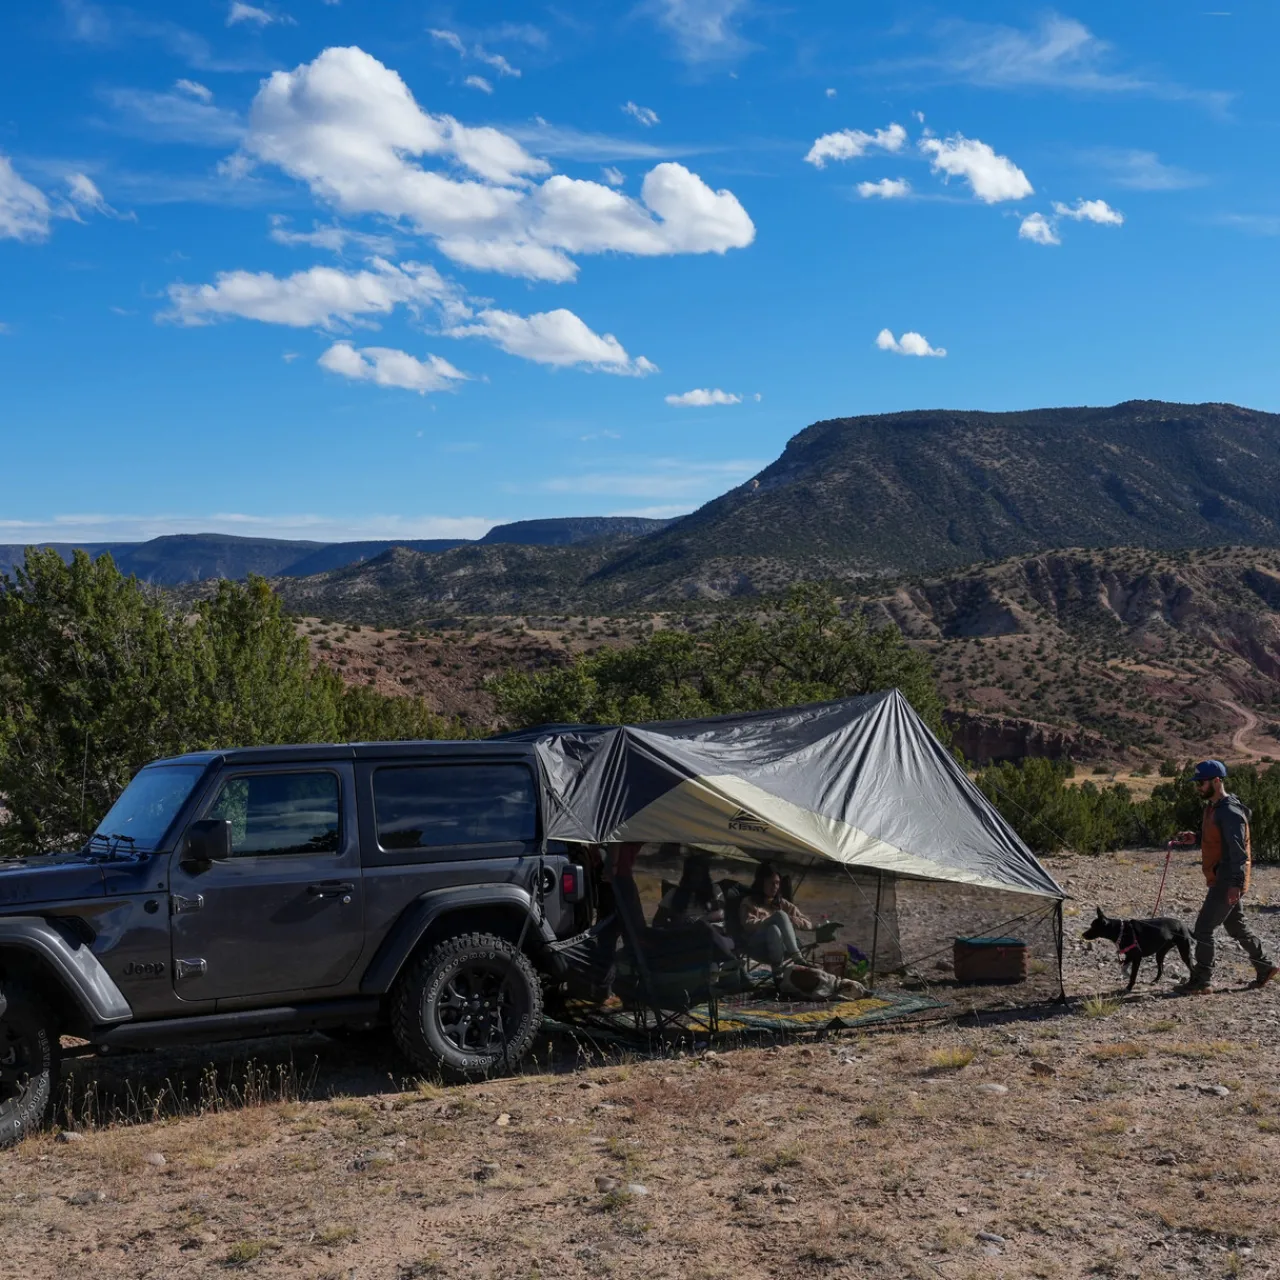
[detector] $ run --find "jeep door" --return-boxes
[168,763,363,1003]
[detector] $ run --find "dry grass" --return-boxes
[1081,993,1122,1018]
[0,852,1276,1280]
[925,1045,976,1072]
[1090,1041,1148,1060]
[1157,1039,1240,1058]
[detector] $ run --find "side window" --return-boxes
[373,764,537,851]
[207,772,341,857]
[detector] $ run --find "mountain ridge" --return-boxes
[0,517,672,587]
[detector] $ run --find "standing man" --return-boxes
[1177,760,1277,994]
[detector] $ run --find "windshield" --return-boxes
[89,765,206,851]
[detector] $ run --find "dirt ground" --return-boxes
[4,850,1279,1280]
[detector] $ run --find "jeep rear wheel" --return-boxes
[392,933,543,1082]
[0,982,59,1148]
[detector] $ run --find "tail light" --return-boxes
[561,865,586,903]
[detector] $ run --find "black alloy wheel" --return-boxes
[392,932,543,1082]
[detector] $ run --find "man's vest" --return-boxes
[1202,799,1252,892]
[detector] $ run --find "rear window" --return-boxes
[372,764,537,851]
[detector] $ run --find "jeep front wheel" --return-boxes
[0,981,59,1148]
[391,933,543,1082]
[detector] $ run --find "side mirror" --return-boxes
[182,818,232,872]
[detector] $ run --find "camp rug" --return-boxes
[544,987,944,1045]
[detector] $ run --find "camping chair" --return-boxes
[609,872,737,1031]
[720,878,846,990]
[719,878,778,994]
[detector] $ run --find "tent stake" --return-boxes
[869,871,883,991]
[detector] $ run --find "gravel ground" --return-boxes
[2,850,1278,1280]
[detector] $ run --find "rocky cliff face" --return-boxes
[944,711,1112,764]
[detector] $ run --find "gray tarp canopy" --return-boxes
[506,689,1064,900]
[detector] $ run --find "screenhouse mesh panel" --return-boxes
[622,844,1063,1017]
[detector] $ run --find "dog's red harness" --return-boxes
[1115,921,1142,963]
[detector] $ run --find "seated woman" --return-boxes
[653,852,725,929]
[739,861,865,999]
[740,860,811,975]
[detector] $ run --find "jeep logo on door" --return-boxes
[122,960,166,978]
[728,807,769,834]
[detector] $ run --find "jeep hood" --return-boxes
[0,852,107,909]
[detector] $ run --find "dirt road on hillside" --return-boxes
[1219,698,1269,760]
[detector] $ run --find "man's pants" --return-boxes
[1192,884,1274,980]
[745,911,805,972]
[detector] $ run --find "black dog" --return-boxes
[1082,907,1193,992]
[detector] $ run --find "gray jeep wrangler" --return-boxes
[0,741,589,1147]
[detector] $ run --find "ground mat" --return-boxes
[545,988,944,1045]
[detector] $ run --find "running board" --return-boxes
[91,997,383,1051]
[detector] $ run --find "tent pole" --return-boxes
[869,871,883,991]
[1053,900,1067,1004]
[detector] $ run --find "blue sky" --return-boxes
[1,1,1277,543]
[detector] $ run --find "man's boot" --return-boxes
[1176,972,1212,995]
[1247,964,1278,991]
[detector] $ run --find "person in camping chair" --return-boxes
[654,852,725,928]
[740,861,813,977]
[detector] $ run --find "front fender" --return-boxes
[360,885,557,995]
[0,916,132,1025]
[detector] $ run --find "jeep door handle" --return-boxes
[307,881,355,900]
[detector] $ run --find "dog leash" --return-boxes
[1150,845,1175,917]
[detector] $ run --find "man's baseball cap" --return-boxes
[1192,759,1228,781]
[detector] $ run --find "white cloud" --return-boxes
[464,74,493,94]
[533,164,754,256]
[1018,212,1060,245]
[430,28,520,77]
[448,307,657,374]
[228,47,754,281]
[165,258,455,328]
[825,87,837,98]
[239,46,549,198]
[1052,197,1123,225]
[434,236,578,282]
[1085,148,1203,191]
[623,101,660,127]
[318,341,467,393]
[804,123,906,168]
[505,120,679,162]
[857,177,911,199]
[267,215,396,254]
[647,0,750,63]
[101,86,245,146]
[175,78,213,103]
[876,328,946,357]
[428,28,466,54]
[908,14,1230,114]
[919,133,1032,202]
[665,387,741,406]
[0,511,496,542]
[65,173,124,219]
[0,155,53,242]
[602,166,625,187]
[227,2,282,26]
[474,46,519,77]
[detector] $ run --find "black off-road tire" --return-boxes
[0,981,59,1148]
[391,932,543,1082]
